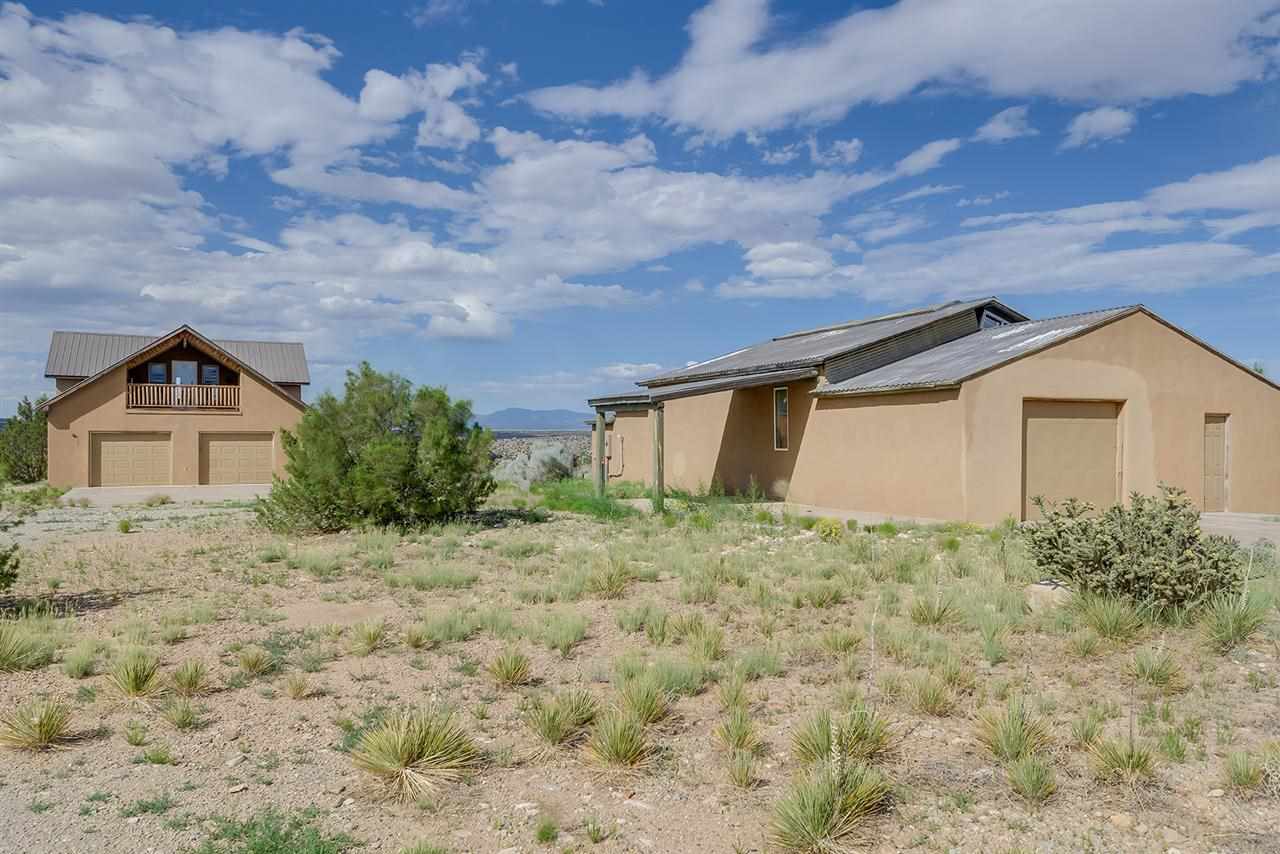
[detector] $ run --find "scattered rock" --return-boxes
[1109,813,1134,830]
[1024,580,1072,612]
[228,784,247,794]
[224,755,245,768]
[1207,789,1225,798]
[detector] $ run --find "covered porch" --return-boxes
[587,366,819,513]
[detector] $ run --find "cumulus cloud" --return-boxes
[527,0,1279,137]
[973,106,1037,143]
[1061,107,1137,149]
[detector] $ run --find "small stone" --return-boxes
[1207,788,1225,798]
[228,784,247,794]
[1024,580,1071,612]
[341,798,354,807]
[1162,827,1184,844]
[225,755,245,768]
[1109,813,1134,830]
[127,817,140,825]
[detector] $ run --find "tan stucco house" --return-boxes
[589,299,1280,524]
[40,325,308,488]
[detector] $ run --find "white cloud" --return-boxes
[808,136,863,166]
[973,106,1037,143]
[744,242,835,278]
[1061,107,1137,149]
[1146,154,1280,213]
[895,139,963,176]
[528,0,1279,137]
[889,184,962,204]
[409,0,470,27]
[957,190,1011,207]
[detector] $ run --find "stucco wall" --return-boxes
[46,365,304,488]
[788,389,966,520]
[960,311,1280,522]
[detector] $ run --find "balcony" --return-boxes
[127,382,239,411]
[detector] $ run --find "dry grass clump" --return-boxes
[1201,592,1269,653]
[793,704,895,766]
[715,705,762,755]
[618,674,673,726]
[351,618,390,656]
[0,623,53,672]
[584,710,654,769]
[975,697,1052,762]
[526,688,598,748]
[109,647,165,704]
[487,648,533,688]
[769,762,891,853]
[349,708,483,801]
[1074,595,1142,642]
[237,646,276,678]
[1007,754,1057,804]
[0,698,75,750]
[162,698,202,731]
[1091,734,1156,785]
[170,660,209,697]
[284,672,313,700]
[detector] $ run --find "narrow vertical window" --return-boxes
[773,386,789,451]
[147,362,166,383]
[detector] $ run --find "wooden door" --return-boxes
[1203,415,1228,512]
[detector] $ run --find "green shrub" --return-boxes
[812,518,844,544]
[257,363,495,532]
[769,763,891,853]
[1022,486,1243,611]
[0,397,47,484]
[349,708,483,801]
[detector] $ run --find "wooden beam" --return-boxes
[651,404,664,514]
[594,411,606,497]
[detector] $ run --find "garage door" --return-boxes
[91,433,171,487]
[1023,400,1119,520]
[200,433,274,484]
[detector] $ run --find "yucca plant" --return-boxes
[487,648,533,688]
[793,704,894,766]
[1075,595,1142,642]
[162,698,201,731]
[0,623,47,672]
[1201,592,1269,653]
[1091,736,1155,784]
[715,705,761,755]
[728,748,758,788]
[769,763,891,853]
[170,660,209,697]
[237,646,276,678]
[527,688,598,748]
[1223,750,1263,791]
[585,711,654,769]
[284,672,312,700]
[975,697,1052,762]
[349,708,484,801]
[618,675,672,726]
[351,619,389,657]
[109,647,165,704]
[1007,754,1056,804]
[1071,707,1106,749]
[0,698,74,750]
[1130,645,1184,692]
[909,591,957,626]
[910,673,954,717]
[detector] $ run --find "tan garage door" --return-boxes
[91,433,171,487]
[1023,400,1119,520]
[200,433,274,485]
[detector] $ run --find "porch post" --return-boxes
[651,403,664,514]
[594,410,606,497]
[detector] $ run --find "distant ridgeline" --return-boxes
[475,408,592,433]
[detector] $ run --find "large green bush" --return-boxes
[0,397,48,484]
[256,363,495,532]
[1022,486,1243,611]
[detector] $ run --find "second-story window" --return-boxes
[147,362,166,383]
[201,365,220,385]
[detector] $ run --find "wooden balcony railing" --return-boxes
[127,383,240,410]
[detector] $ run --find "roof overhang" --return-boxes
[40,324,308,413]
[590,366,819,411]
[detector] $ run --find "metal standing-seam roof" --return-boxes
[639,297,1024,388]
[588,366,820,408]
[45,331,310,384]
[816,306,1139,397]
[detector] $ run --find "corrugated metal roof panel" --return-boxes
[589,367,819,408]
[816,307,1138,396]
[46,331,309,384]
[640,298,1023,387]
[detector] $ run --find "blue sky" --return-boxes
[2,0,1280,415]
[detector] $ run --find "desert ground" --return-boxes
[0,486,1277,854]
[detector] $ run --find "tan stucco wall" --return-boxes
[46,366,304,488]
[788,389,967,520]
[960,311,1280,523]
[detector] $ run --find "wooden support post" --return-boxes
[594,410,606,497]
[652,404,664,514]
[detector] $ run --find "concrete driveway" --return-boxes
[60,483,268,508]
[1200,512,1280,546]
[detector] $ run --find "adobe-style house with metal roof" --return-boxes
[589,298,1280,523]
[41,326,309,488]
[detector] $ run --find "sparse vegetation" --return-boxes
[349,708,483,801]
[0,697,74,750]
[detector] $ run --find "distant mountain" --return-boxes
[476,408,592,431]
